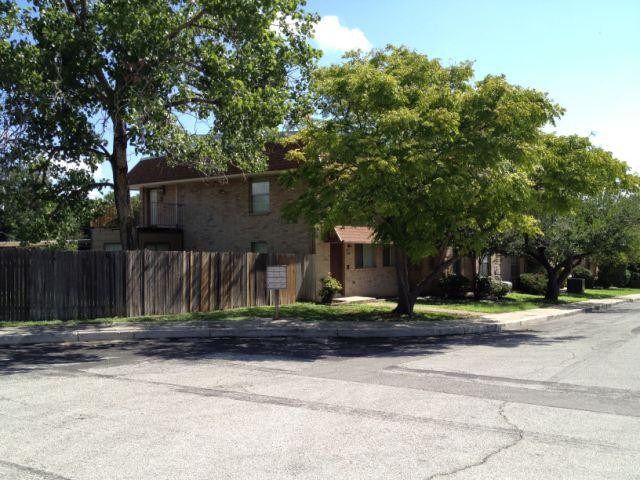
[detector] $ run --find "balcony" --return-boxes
[140,202,185,229]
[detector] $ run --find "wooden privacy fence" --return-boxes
[0,249,316,322]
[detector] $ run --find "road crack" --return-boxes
[0,459,73,480]
[426,402,524,479]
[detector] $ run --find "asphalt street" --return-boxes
[1,303,640,479]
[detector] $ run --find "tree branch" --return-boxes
[167,9,207,41]
[166,96,220,109]
[89,147,111,158]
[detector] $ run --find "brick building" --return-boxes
[93,143,505,300]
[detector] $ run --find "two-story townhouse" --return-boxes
[125,143,402,299]
[104,143,506,300]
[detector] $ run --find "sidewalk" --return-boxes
[1,294,639,346]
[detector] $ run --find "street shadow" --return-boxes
[0,330,587,374]
[129,331,588,364]
[0,342,105,376]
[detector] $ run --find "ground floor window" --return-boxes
[480,255,490,276]
[355,244,376,268]
[251,241,268,254]
[452,259,462,276]
[103,243,122,251]
[383,246,395,267]
[510,255,519,280]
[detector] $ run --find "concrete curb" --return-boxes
[1,295,638,347]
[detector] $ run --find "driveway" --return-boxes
[1,303,639,479]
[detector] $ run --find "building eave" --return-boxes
[129,169,289,190]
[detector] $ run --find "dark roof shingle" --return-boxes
[127,142,299,186]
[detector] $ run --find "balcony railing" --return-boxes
[141,202,185,228]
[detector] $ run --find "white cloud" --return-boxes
[313,15,372,53]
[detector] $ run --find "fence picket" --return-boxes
[0,249,315,322]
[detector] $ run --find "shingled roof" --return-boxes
[127,142,299,187]
[333,226,376,244]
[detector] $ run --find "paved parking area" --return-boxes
[1,303,640,479]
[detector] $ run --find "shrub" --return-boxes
[478,276,512,299]
[629,271,640,288]
[596,263,630,289]
[319,276,342,304]
[439,274,471,298]
[571,266,594,288]
[518,273,547,295]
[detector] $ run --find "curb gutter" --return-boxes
[1,295,638,347]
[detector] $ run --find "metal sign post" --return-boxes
[266,265,287,320]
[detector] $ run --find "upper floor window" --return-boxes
[251,180,270,214]
[355,244,376,269]
[148,188,162,225]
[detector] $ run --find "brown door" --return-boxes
[330,243,345,294]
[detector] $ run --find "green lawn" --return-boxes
[0,302,459,328]
[3,288,637,328]
[402,288,640,314]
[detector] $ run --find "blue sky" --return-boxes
[305,0,640,171]
[95,0,639,188]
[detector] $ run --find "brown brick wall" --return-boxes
[176,175,314,255]
[342,243,398,298]
[91,228,122,250]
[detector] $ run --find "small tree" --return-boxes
[496,134,640,301]
[283,46,560,315]
[1,0,319,248]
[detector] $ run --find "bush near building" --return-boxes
[596,263,631,289]
[518,273,548,295]
[439,274,471,299]
[477,276,512,299]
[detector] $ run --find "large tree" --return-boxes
[0,0,318,248]
[497,135,639,301]
[283,46,561,315]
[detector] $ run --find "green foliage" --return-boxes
[497,187,640,300]
[319,276,343,304]
[0,155,102,245]
[596,263,630,289]
[284,46,560,261]
[571,266,594,288]
[518,273,547,295]
[1,0,319,244]
[477,276,511,299]
[439,274,471,299]
[283,46,560,313]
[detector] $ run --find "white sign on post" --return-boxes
[266,265,287,290]
[266,265,287,319]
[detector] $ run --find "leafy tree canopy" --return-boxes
[283,46,562,314]
[496,135,639,300]
[1,0,319,247]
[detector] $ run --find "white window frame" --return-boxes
[251,180,270,214]
[355,244,376,269]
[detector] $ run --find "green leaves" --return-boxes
[1,0,319,244]
[285,46,560,262]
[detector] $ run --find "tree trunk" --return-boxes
[471,252,479,300]
[558,260,575,289]
[111,118,135,250]
[393,247,416,316]
[544,268,561,302]
[393,248,458,317]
